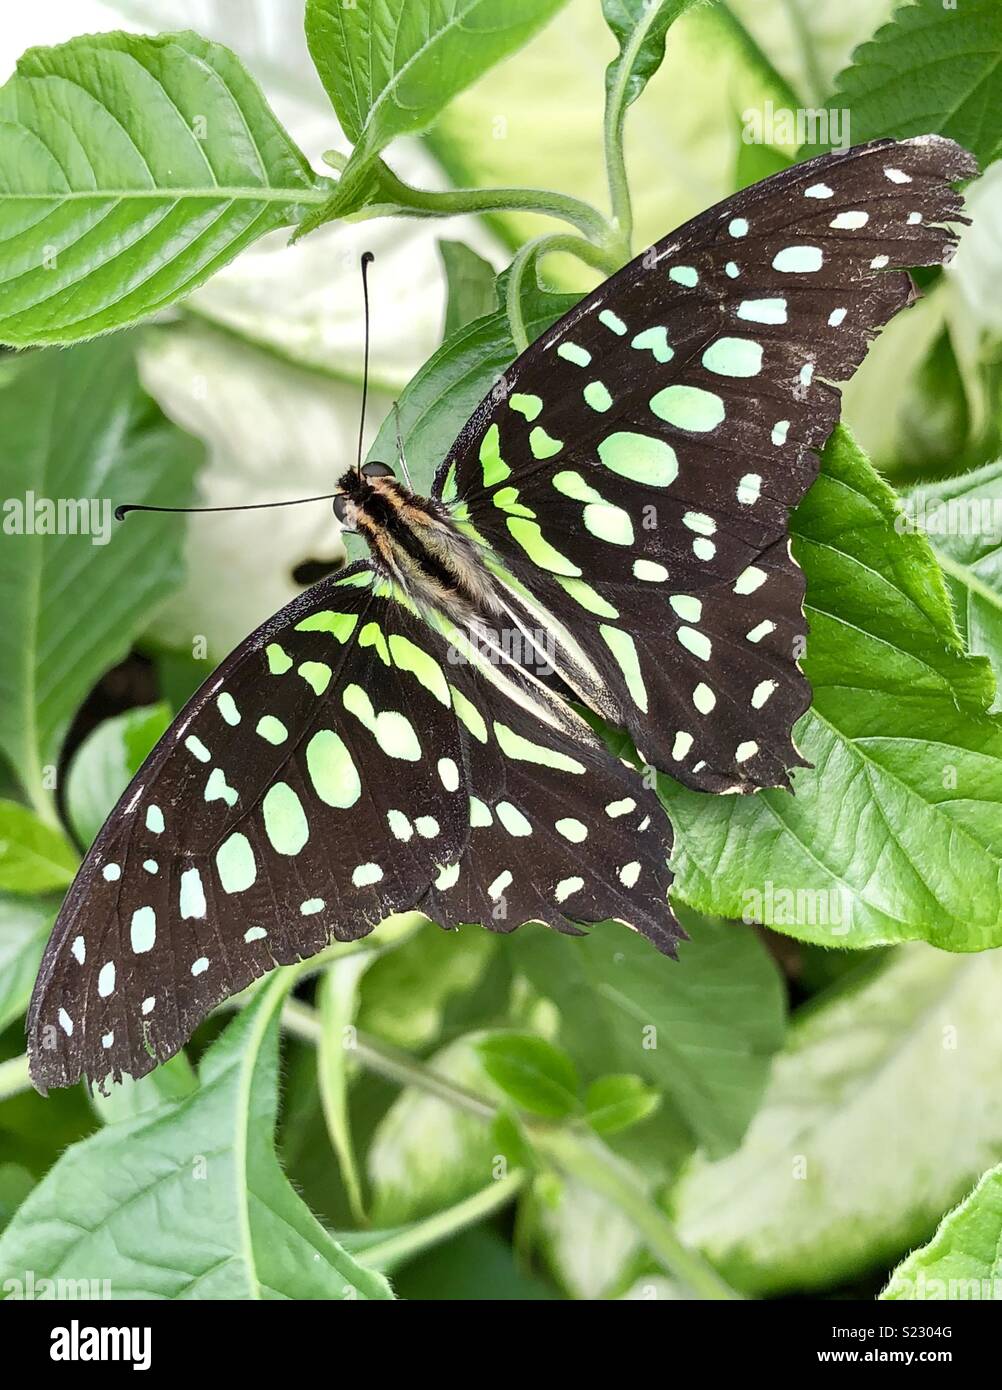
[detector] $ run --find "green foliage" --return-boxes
[65,704,171,849]
[666,427,1002,951]
[602,1,702,113]
[905,462,1002,699]
[307,0,566,165]
[0,895,56,1033]
[478,1033,581,1118]
[673,945,1002,1295]
[882,1162,1002,1299]
[0,976,393,1299]
[439,240,498,337]
[0,339,200,807]
[585,1075,660,1137]
[0,803,77,895]
[0,31,320,345]
[512,915,785,1155]
[824,0,1002,165]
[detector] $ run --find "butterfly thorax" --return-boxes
[335,467,500,624]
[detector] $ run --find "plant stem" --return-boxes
[279,1004,741,1299]
[368,161,616,248]
[505,233,623,352]
[281,1002,496,1120]
[532,1127,742,1300]
[0,1053,31,1101]
[360,1171,526,1272]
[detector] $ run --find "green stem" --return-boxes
[281,1003,495,1120]
[0,1053,31,1101]
[505,233,623,353]
[360,1171,526,1272]
[367,161,616,247]
[531,1128,743,1301]
[280,1005,741,1299]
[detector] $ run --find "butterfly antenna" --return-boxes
[114,494,343,522]
[357,251,374,480]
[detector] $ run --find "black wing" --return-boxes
[435,136,976,792]
[29,565,675,1090]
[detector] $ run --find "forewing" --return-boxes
[436,136,976,792]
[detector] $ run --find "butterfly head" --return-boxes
[334,460,397,532]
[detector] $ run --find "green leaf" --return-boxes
[366,286,577,494]
[0,30,322,346]
[0,802,77,895]
[665,426,1002,951]
[478,1034,580,1118]
[88,1052,199,1127]
[357,922,497,1050]
[0,339,201,804]
[427,2,797,273]
[673,944,1002,1295]
[602,0,701,114]
[0,974,393,1299]
[882,1162,1002,1300]
[439,240,498,338]
[822,0,1002,166]
[306,0,567,171]
[0,894,56,1033]
[317,954,374,1225]
[65,704,171,850]
[0,1165,35,1236]
[392,1226,559,1300]
[904,461,1002,704]
[512,913,785,1155]
[585,1075,660,1137]
[368,1032,501,1223]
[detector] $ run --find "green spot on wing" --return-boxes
[506,518,581,576]
[600,625,648,713]
[509,392,542,421]
[598,431,678,486]
[216,833,256,893]
[307,729,361,808]
[650,385,725,433]
[298,660,332,695]
[451,686,488,742]
[359,622,390,665]
[342,683,421,761]
[702,337,763,378]
[266,643,293,674]
[263,782,309,855]
[479,423,510,487]
[296,611,358,642]
[494,722,585,774]
[256,715,288,745]
[529,426,563,459]
[389,633,450,706]
[556,576,619,619]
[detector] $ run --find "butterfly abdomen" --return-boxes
[337,469,501,623]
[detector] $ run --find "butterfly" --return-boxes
[27,135,975,1092]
